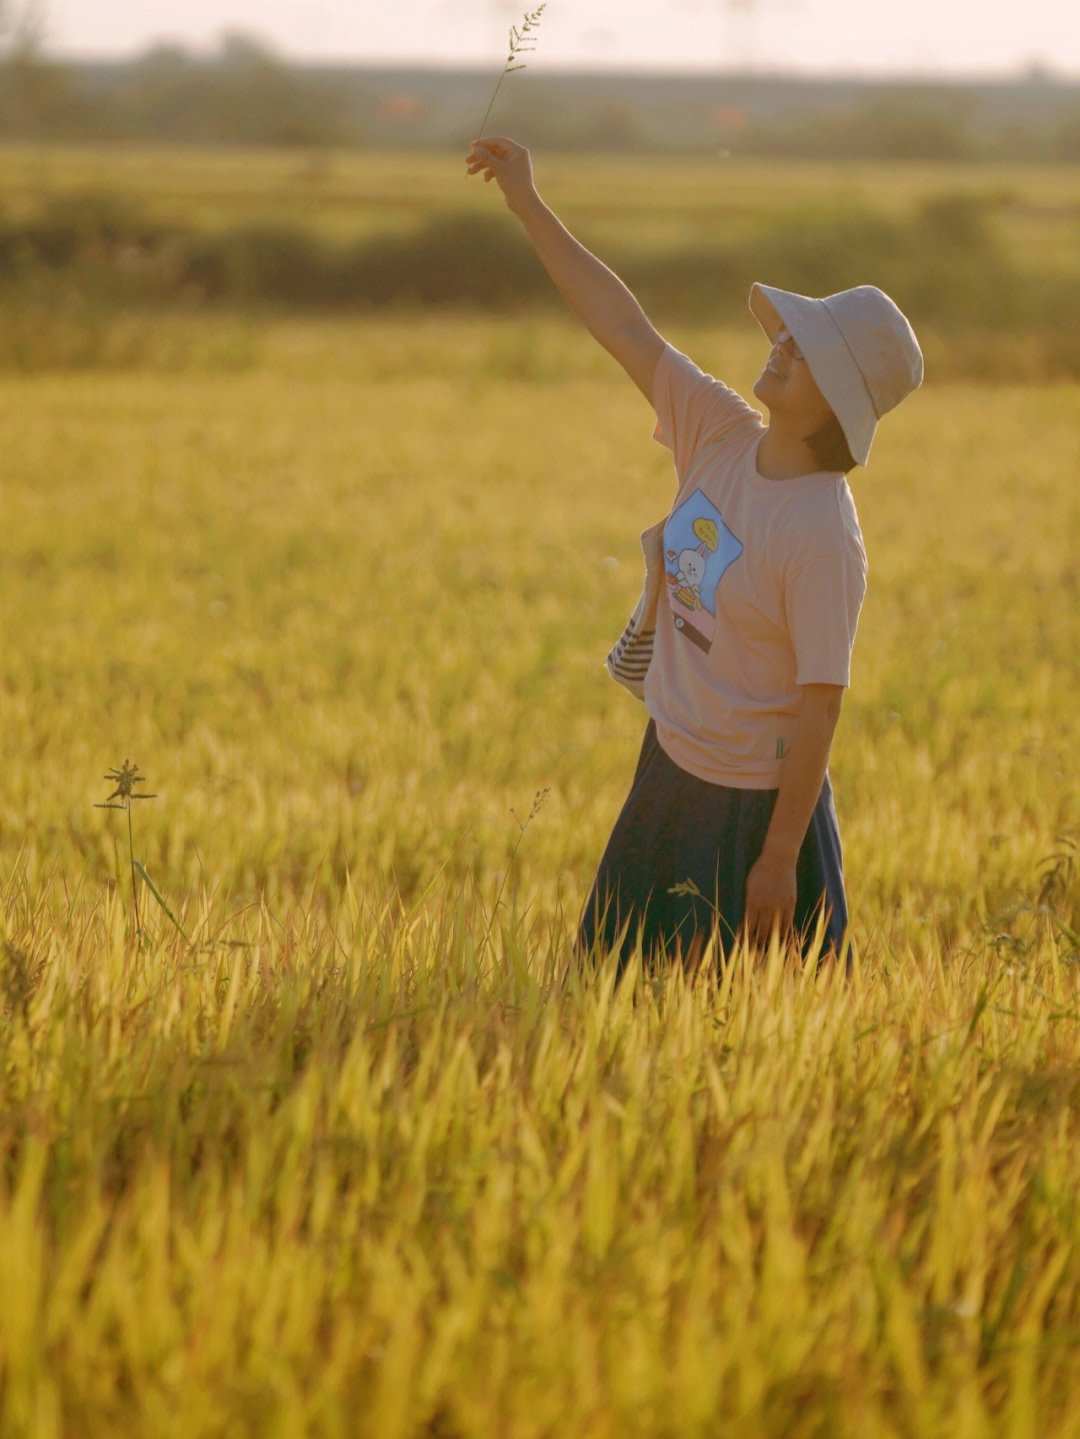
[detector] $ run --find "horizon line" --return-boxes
[39,47,1080,87]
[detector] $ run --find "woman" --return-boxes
[466,137,923,965]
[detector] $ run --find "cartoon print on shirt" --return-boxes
[663,489,743,653]
[671,537,709,610]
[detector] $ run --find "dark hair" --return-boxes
[807,411,857,474]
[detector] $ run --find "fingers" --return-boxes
[744,905,768,947]
[465,145,498,181]
[744,897,794,948]
[467,138,506,166]
[465,137,519,178]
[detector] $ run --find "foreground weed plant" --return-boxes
[95,759,157,935]
[94,760,189,943]
[479,786,551,960]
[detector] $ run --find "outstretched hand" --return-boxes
[466,137,536,212]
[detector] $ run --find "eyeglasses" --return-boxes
[776,327,805,362]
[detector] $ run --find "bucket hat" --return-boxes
[749,282,923,466]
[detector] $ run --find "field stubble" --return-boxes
[3,288,1080,1429]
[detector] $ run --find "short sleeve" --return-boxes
[652,345,761,480]
[784,490,868,687]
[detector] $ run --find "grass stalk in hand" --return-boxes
[476,4,546,140]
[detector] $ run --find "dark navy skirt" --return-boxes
[578,720,849,966]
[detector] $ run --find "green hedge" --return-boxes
[1,190,1078,376]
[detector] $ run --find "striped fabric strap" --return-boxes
[608,624,654,680]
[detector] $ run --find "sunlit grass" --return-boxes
[3,870,1080,1434]
[2,238,1080,1426]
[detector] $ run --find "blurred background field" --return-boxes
[4,122,1080,1432]
[4,140,1080,378]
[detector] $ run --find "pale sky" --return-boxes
[35,0,1080,79]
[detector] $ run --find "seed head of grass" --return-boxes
[476,4,546,139]
[511,786,550,832]
[95,758,157,811]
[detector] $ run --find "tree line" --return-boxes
[2,43,1080,160]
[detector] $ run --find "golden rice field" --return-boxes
[3,146,1080,1435]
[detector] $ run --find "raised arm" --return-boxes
[466,137,665,402]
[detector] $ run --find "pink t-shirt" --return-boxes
[644,345,867,789]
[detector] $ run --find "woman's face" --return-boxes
[752,327,834,436]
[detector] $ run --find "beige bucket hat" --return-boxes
[750,282,923,466]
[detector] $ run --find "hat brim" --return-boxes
[749,282,876,466]
[749,283,785,343]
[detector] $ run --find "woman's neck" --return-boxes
[756,424,821,481]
